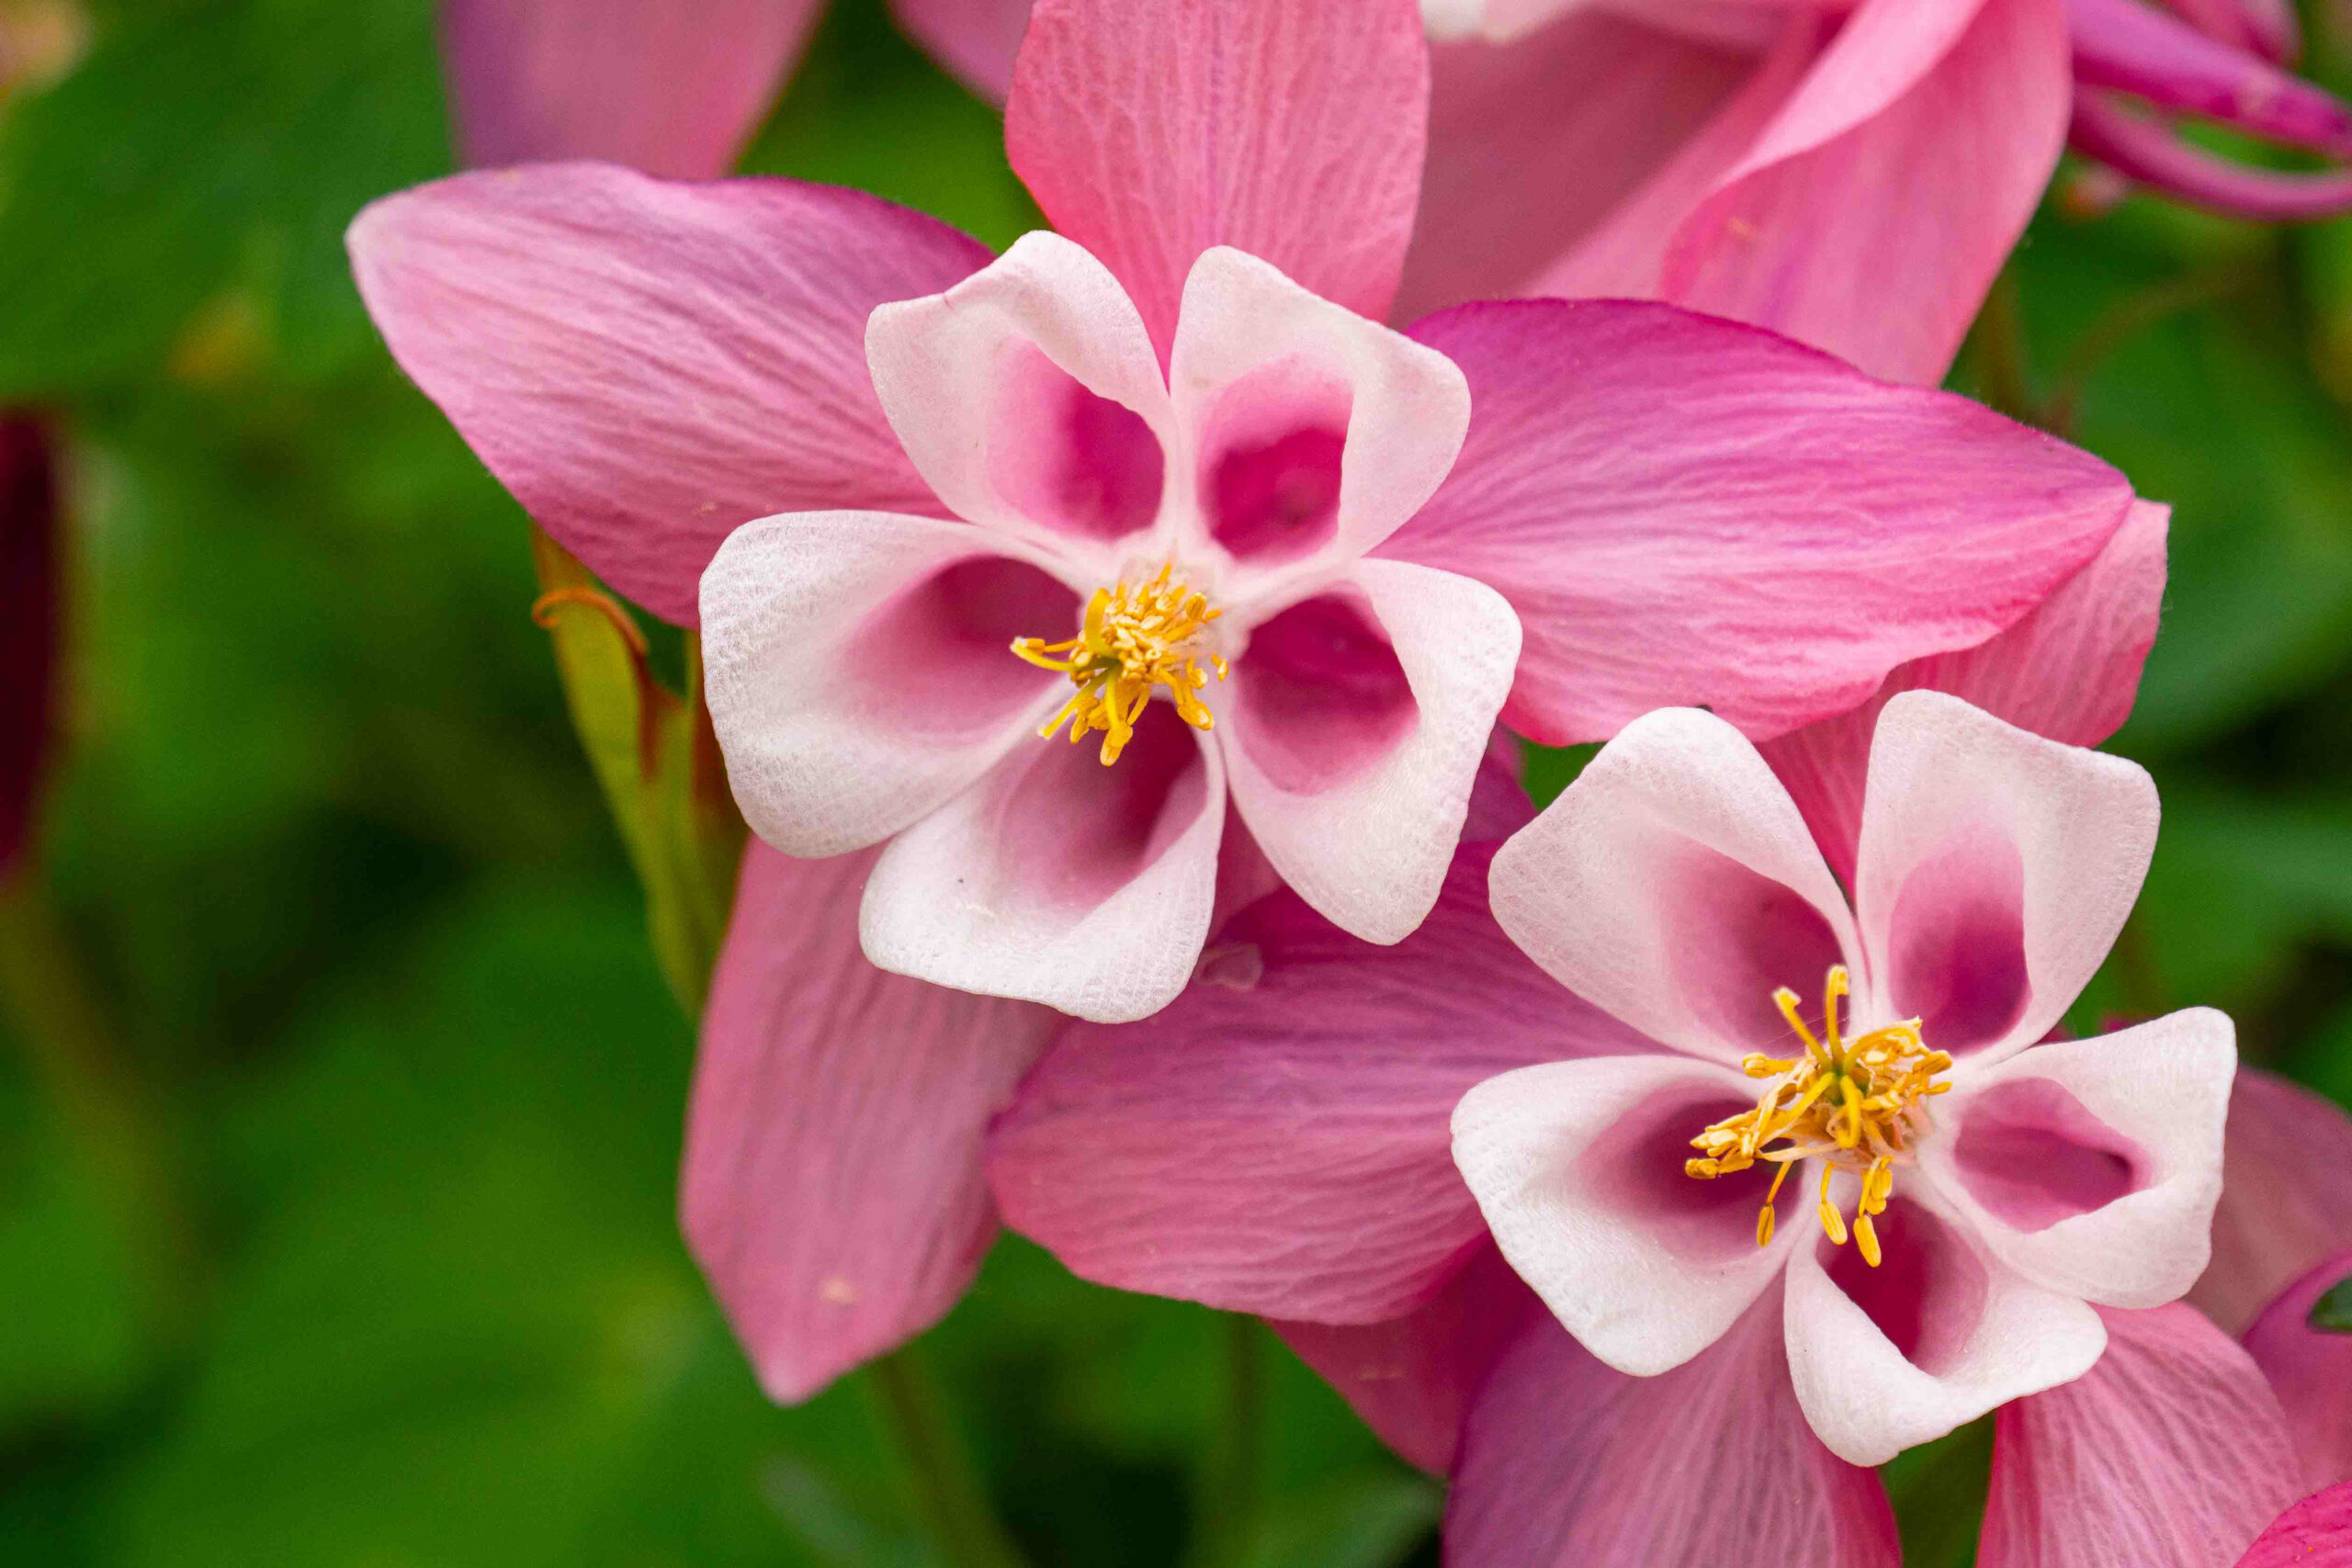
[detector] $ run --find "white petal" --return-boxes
[858,706,1225,1022]
[866,231,1173,554]
[1489,706,1860,1069]
[700,511,1071,855]
[1222,559,1520,944]
[1924,1010,2235,1309]
[1453,1054,1799,1377]
[1853,690,2158,1066]
[1782,1190,2108,1465]
[1168,247,1469,585]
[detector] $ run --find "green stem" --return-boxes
[864,1347,1033,1568]
[0,872,202,1342]
[1187,1313,1265,1568]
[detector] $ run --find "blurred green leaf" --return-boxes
[2315,1277,2352,1333]
[0,0,450,394]
[1232,1474,1439,1568]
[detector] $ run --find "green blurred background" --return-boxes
[0,0,2348,1562]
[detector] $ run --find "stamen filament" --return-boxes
[1686,964,1946,1269]
[1011,565,1227,765]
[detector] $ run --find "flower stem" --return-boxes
[1186,1313,1265,1568]
[864,1347,1033,1568]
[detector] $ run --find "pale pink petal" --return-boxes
[1925,1010,2234,1309]
[1268,1244,1541,1474]
[2235,1485,2352,1568]
[1396,12,1756,323]
[986,846,1654,1321]
[1168,248,1470,576]
[865,231,1172,553]
[1666,0,2071,385]
[1528,22,1815,310]
[1978,1303,2303,1568]
[2244,1251,2352,1492]
[701,513,1073,856]
[1488,706,1857,1069]
[1221,561,1517,945]
[2193,1069,2352,1333]
[347,165,988,626]
[1448,1292,1902,1567]
[1852,691,2158,1066]
[1003,0,1428,361]
[1762,500,2169,887]
[1389,299,2136,745]
[1453,1053,1802,1376]
[889,0,1030,102]
[681,843,1060,1401]
[441,0,820,178]
[859,706,1224,1022]
[1782,1194,2109,1465]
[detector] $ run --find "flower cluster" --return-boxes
[344,0,2352,1559]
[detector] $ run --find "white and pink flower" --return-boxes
[1454,690,2236,1463]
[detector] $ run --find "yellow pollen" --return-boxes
[1010,564,1227,765]
[1683,965,1951,1268]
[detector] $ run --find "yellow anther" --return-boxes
[1686,964,1946,1269]
[1011,564,1227,765]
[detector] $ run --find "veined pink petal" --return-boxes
[441,0,820,178]
[1979,1304,2303,1568]
[859,706,1225,1022]
[1391,299,2136,745]
[1782,1194,2108,1465]
[2244,1250,2352,1492]
[1487,706,1857,1069]
[986,847,1651,1321]
[1447,1293,1902,1567]
[2070,95,2352,220]
[1667,0,2070,385]
[346,165,988,626]
[1453,1053,1800,1376]
[1004,0,1428,362]
[1395,13,1754,324]
[0,416,57,880]
[1169,248,1469,574]
[2235,1484,2352,1567]
[889,0,1030,103]
[2069,0,2352,155]
[865,231,1172,554]
[1925,1011,2234,1308]
[1762,500,2168,887]
[1222,561,1518,946]
[2193,1069,2352,1333]
[1852,692,2158,1066]
[1268,1244,1541,1474]
[681,843,1060,1402]
[701,513,1072,857]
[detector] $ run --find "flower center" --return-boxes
[1684,965,1951,1268]
[1010,564,1228,766]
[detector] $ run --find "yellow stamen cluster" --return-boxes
[1011,565,1227,765]
[1685,966,1951,1268]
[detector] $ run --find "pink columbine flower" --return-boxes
[1453,690,2233,1463]
[694,233,1516,1023]
[355,0,2146,1394]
